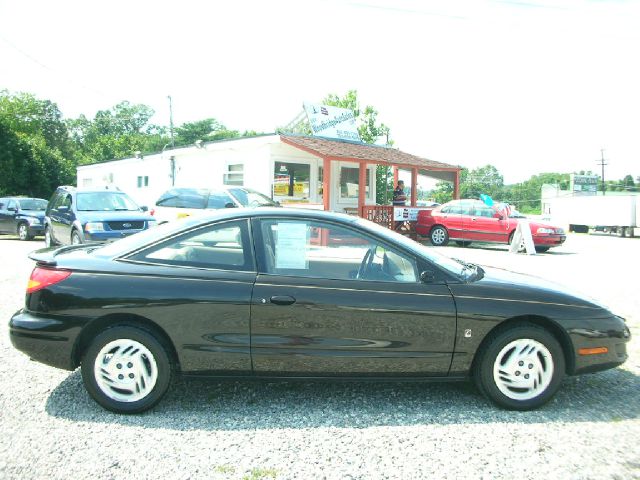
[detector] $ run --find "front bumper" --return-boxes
[27,225,45,236]
[569,316,630,375]
[9,309,80,371]
[532,233,566,247]
[84,229,145,242]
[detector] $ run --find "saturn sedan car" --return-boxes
[10,209,629,414]
[416,199,566,252]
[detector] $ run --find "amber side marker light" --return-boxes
[578,347,609,355]
[27,267,72,294]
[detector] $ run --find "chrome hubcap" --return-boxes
[45,229,51,246]
[432,228,446,244]
[19,225,27,240]
[72,233,81,244]
[493,338,553,401]
[94,339,158,403]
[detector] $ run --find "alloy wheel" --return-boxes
[492,338,554,401]
[93,339,159,403]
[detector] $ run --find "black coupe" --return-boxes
[9,209,630,413]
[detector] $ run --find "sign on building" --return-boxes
[570,174,599,195]
[303,103,362,142]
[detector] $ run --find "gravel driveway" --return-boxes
[1,234,638,480]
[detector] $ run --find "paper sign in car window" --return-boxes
[275,222,309,269]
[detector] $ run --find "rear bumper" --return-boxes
[9,309,79,371]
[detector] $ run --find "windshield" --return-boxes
[228,188,277,207]
[77,192,140,211]
[18,199,47,210]
[353,217,470,279]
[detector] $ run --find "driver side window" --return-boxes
[257,219,418,282]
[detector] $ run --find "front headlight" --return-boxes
[555,228,565,234]
[84,222,105,232]
[537,227,554,234]
[27,217,41,225]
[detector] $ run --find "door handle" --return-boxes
[471,217,477,221]
[270,295,296,306]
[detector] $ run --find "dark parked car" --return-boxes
[10,208,629,413]
[0,197,48,240]
[44,186,156,246]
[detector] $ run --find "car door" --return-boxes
[121,218,256,374]
[465,202,503,243]
[250,217,457,376]
[0,198,9,233]
[51,193,74,243]
[438,202,469,241]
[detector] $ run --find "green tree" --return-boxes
[0,91,75,198]
[174,118,240,146]
[68,101,162,164]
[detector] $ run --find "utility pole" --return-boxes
[596,149,607,196]
[168,95,175,148]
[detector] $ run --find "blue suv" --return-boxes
[44,186,156,246]
[0,197,48,240]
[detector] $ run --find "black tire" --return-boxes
[508,231,525,252]
[455,241,472,247]
[17,222,33,241]
[535,246,550,253]
[472,323,565,410]
[430,226,449,246]
[71,229,83,245]
[81,325,172,414]
[44,226,56,247]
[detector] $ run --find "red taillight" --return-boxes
[27,267,72,294]
[150,208,156,216]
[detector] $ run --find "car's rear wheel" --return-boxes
[430,226,449,246]
[18,223,33,241]
[71,230,82,245]
[473,324,565,410]
[81,325,172,414]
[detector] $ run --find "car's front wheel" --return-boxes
[71,230,83,245]
[473,323,565,410]
[81,325,172,414]
[18,223,33,241]
[430,226,449,246]
[44,226,55,247]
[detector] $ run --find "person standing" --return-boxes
[392,180,407,206]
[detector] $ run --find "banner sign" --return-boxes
[570,174,598,195]
[303,103,362,142]
[393,207,422,222]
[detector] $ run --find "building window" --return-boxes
[224,164,244,186]
[339,166,372,200]
[137,176,149,188]
[273,162,310,201]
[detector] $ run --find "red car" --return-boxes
[415,199,566,252]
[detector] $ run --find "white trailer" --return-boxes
[546,194,639,237]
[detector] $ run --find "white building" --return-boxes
[77,134,460,216]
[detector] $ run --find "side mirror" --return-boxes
[493,212,504,220]
[420,270,436,283]
[224,202,237,208]
[140,205,149,212]
[7,207,17,213]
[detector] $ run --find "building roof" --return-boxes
[280,134,460,171]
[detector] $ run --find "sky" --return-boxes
[1,0,638,184]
